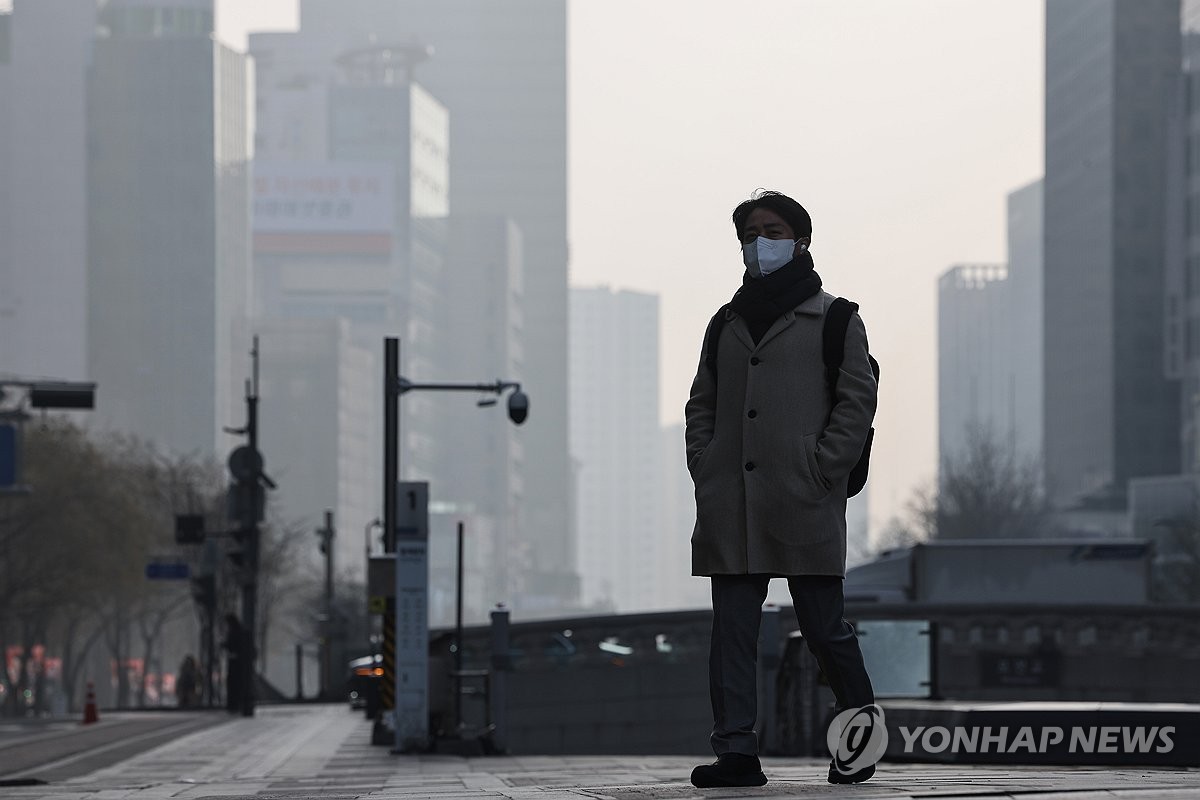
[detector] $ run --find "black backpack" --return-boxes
[702,297,879,497]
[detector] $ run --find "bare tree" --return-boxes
[935,422,1049,540]
[0,418,232,712]
[0,417,142,713]
[250,513,309,676]
[865,424,1048,562]
[872,480,937,554]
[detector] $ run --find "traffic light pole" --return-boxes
[318,509,335,699]
[241,339,261,718]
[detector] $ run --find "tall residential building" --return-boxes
[938,264,1013,468]
[87,0,251,457]
[248,24,454,578]
[0,0,96,381]
[327,56,449,479]
[246,30,330,163]
[254,316,374,569]
[1007,179,1045,476]
[429,215,532,621]
[937,180,1044,498]
[296,0,574,613]
[1172,2,1200,471]
[1043,0,1181,510]
[570,287,662,613]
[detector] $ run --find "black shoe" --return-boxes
[690,753,768,788]
[827,759,875,784]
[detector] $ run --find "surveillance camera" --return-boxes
[507,390,529,425]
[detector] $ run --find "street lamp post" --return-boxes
[380,336,527,752]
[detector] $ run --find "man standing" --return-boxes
[686,190,878,787]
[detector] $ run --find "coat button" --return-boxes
[750,357,761,365]
[744,461,755,471]
[747,409,757,419]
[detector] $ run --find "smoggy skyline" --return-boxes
[215,0,1044,535]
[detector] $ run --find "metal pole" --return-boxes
[384,338,398,553]
[489,605,509,753]
[242,337,261,717]
[295,643,303,701]
[383,337,400,747]
[206,598,215,707]
[455,520,464,733]
[321,508,335,699]
[325,509,335,614]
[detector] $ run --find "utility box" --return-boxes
[368,555,395,614]
[393,481,430,750]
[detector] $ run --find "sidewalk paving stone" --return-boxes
[1,705,1196,800]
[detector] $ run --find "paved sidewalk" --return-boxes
[2,705,1197,800]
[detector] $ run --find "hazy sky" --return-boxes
[217,0,1044,536]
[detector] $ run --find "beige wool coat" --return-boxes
[685,290,878,577]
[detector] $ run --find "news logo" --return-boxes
[826,704,889,775]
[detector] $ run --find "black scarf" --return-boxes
[727,250,823,344]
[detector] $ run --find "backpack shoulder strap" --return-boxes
[703,304,730,376]
[823,297,859,401]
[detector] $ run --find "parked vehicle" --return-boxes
[347,654,382,715]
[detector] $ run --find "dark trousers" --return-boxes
[709,574,874,756]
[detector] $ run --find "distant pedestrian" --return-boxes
[221,615,245,713]
[176,654,199,708]
[686,190,879,787]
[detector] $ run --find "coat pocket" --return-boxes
[802,433,833,499]
[688,440,714,478]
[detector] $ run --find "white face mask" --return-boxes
[742,236,797,279]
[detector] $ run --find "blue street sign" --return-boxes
[145,562,190,580]
[0,423,17,488]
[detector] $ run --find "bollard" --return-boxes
[758,604,781,753]
[488,604,510,753]
[295,643,304,701]
[82,681,99,725]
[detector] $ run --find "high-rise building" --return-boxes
[249,47,449,586]
[87,0,251,457]
[1007,179,1045,476]
[938,264,1013,468]
[294,0,574,613]
[327,56,449,475]
[570,286,662,612]
[430,215,533,621]
[937,181,1045,497]
[1171,2,1200,471]
[254,316,375,570]
[0,0,96,382]
[1043,0,1182,510]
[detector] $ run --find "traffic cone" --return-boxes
[82,681,99,725]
